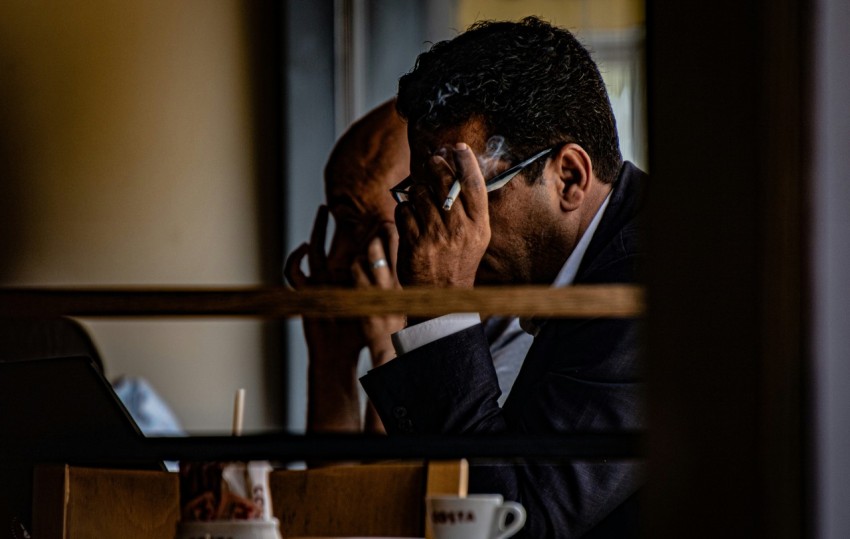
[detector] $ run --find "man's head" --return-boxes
[394,17,622,285]
[324,99,409,282]
[397,16,622,185]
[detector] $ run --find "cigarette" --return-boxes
[443,180,461,210]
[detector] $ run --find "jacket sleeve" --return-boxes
[360,319,644,539]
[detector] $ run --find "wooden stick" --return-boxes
[232,388,245,437]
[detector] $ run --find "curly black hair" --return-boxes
[397,16,622,184]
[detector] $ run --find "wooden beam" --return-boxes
[0,284,644,318]
[645,0,809,537]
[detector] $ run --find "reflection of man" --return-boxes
[360,17,646,538]
[285,100,531,433]
[285,99,407,433]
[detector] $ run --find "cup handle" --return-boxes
[494,501,526,539]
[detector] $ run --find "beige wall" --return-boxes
[0,2,278,431]
[457,0,644,30]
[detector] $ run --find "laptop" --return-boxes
[0,355,164,528]
[0,354,163,460]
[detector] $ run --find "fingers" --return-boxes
[352,235,396,289]
[287,205,335,288]
[395,201,420,247]
[408,161,445,225]
[283,243,310,288]
[426,153,458,216]
[381,221,400,278]
[451,143,489,221]
[395,150,461,242]
[350,256,370,288]
[367,235,395,288]
[308,205,330,275]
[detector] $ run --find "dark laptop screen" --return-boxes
[0,355,165,528]
[0,355,149,453]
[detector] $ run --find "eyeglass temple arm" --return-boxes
[484,148,552,192]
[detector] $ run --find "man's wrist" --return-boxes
[368,347,396,368]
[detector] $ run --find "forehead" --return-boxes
[407,117,491,162]
[325,142,409,211]
[326,168,404,229]
[325,102,410,212]
[325,162,404,213]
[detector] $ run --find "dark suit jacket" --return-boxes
[361,162,646,538]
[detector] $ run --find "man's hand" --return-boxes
[284,205,368,356]
[350,223,405,365]
[395,143,491,288]
[284,206,404,364]
[284,205,336,288]
[285,206,404,433]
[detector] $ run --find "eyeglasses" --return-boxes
[390,147,553,204]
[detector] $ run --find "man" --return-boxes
[285,99,531,433]
[359,18,645,538]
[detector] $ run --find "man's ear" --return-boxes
[551,143,593,211]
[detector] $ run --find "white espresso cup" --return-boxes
[426,494,526,539]
[175,518,282,539]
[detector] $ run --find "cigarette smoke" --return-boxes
[432,136,512,179]
[424,81,513,178]
[478,136,510,177]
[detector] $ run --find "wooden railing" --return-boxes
[0,284,644,318]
